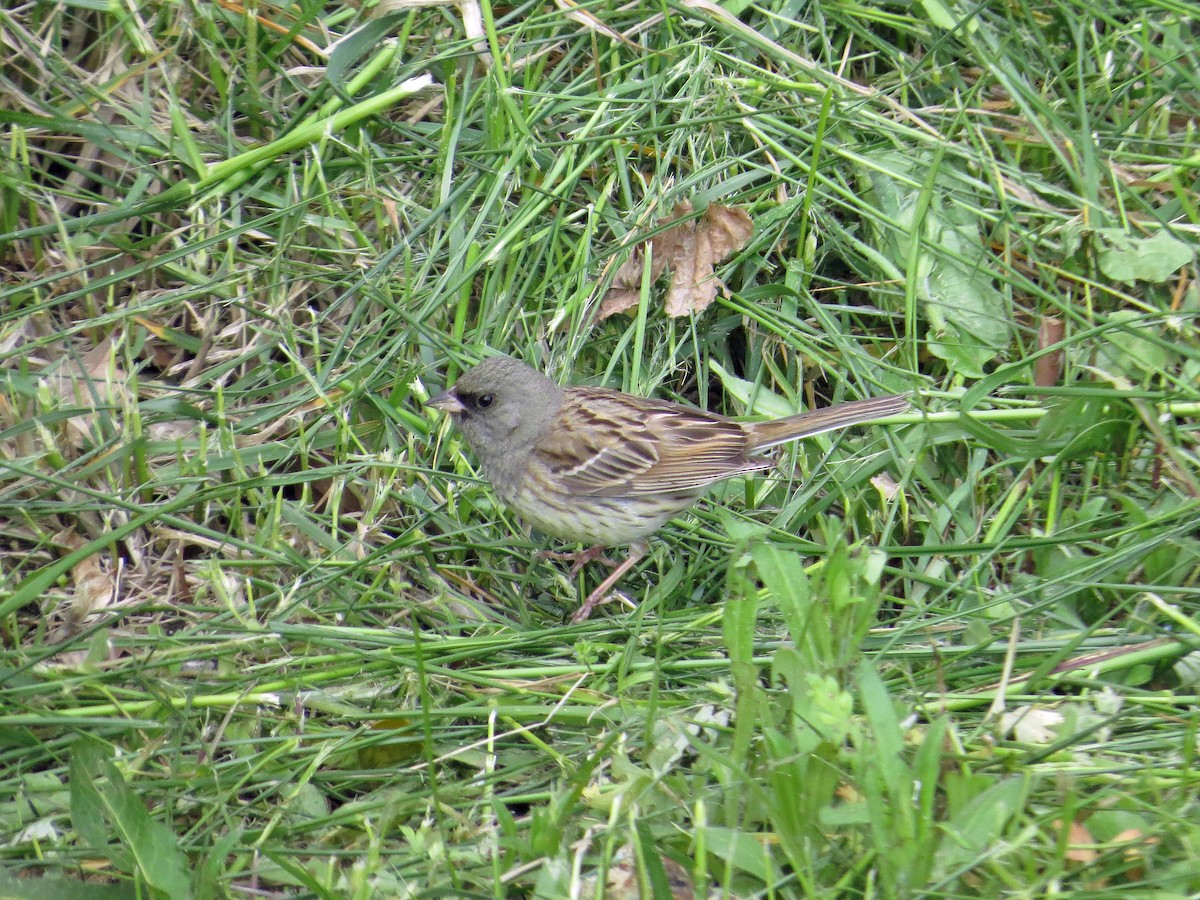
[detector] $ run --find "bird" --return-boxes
[428,355,908,623]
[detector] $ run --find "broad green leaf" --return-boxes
[1036,394,1135,458]
[1101,310,1171,375]
[919,0,960,29]
[863,150,1011,378]
[69,742,123,867]
[0,872,135,899]
[710,359,797,419]
[857,660,906,795]
[1096,228,1194,284]
[69,739,192,900]
[702,826,787,883]
[326,14,408,97]
[934,777,1027,876]
[750,542,810,645]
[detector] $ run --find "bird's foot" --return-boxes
[568,541,648,623]
[569,588,620,624]
[539,545,617,576]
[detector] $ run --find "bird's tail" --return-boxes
[746,393,910,450]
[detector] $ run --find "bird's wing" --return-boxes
[533,388,772,497]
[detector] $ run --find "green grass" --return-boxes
[1,0,1199,896]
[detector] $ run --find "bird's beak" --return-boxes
[427,390,466,414]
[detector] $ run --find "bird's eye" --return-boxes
[477,393,495,409]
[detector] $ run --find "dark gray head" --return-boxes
[427,355,563,462]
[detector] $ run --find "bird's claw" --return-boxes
[539,546,616,575]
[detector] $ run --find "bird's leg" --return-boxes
[539,545,617,575]
[569,540,648,624]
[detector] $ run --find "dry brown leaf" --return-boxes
[46,528,117,646]
[700,201,757,258]
[1113,827,1148,845]
[59,528,116,623]
[598,201,753,320]
[1114,828,1152,881]
[40,336,129,448]
[1056,818,1098,865]
[659,857,694,898]
[835,782,864,802]
[597,254,649,319]
[662,201,753,317]
[0,393,24,448]
[603,853,637,899]
[147,420,199,442]
[870,471,901,500]
[599,845,694,899]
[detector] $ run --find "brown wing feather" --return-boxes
[533,387,769,497]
